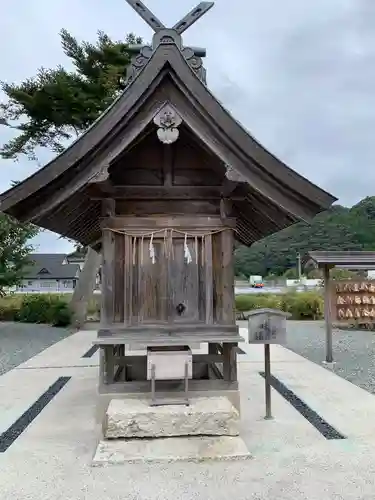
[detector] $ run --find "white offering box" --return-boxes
[147,346,193,380]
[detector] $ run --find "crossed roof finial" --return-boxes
[124,1,214,84]
[125,0,214,35]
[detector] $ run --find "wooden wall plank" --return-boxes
[169,238,200,322]
[115,200,220,216]
[221,229,235,324]
[136,238,167,322]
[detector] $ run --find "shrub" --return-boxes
[17,295,51,323]
[15,294,72,326]
[235,291,324,320]
[280,291,323,320]
[0,295,21,321]
[49,301,72,327]
[235,294,281,313]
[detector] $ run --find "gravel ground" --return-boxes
[238,319,375,394]
[0,323,72,375]
[285,320,375,395]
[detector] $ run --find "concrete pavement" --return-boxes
[1,327,375,499]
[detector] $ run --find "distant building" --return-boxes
[66,249,101,288]
[66,249,87,270]
[16,254,81,293]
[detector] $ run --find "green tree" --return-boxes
[235,197,375,277]
[0,29,142,160]
[0,28,142,323]
[0,214,39,296]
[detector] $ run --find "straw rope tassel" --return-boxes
[163,229,168,257]
[184,232,192,264]
[149,232,156,264]
[140,235,144,265]
[170,229,174,260]
[132,236,137,266]
[201,235,205,267]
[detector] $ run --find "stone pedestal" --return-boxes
[93,396,250,464]
[104,397,239,439]
[93,436,251,465]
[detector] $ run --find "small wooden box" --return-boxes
[147,346,193,380]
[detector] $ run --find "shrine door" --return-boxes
[133,235,205,324]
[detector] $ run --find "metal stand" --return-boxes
[323,264,334,363]
[264,343,273,420]
[150,362,190,406]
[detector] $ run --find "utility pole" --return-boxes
[297,252,302,281]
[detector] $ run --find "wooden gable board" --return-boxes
[0,42,336,217]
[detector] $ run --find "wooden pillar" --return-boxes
[104,345,115,384]
[101,199,115,327]
[323,264,333,363]
[223,342,237,382]
[114,234,124,323]
[205,234,214,323]
[99,347,105,386]
[70,246,101,329]
[124,235,133,325]
[221,229,235,324]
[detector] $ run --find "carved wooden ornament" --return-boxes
[224,165,247,183]
[153,104,182,145]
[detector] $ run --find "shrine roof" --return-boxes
[0,1,337,247]
[306,251,375,269]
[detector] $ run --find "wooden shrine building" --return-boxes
[0,1,336,411]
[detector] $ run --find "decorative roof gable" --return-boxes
[0,1,337,247]
[37,268,50,275]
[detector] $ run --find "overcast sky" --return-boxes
[1,0,374,252]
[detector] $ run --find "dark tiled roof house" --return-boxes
[23,254,81,280]
[16,254,81,292]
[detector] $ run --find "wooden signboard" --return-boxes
[247,308,290,345]
[247,308,291,420]
[331,280,375,323]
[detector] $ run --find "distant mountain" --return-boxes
[234,196,375,277]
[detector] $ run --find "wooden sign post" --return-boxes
[247,308,291,419]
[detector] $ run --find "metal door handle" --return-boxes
[176,303,186,315]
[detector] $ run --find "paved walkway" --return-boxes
[0,322,72,375]
[1,328,375,499]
